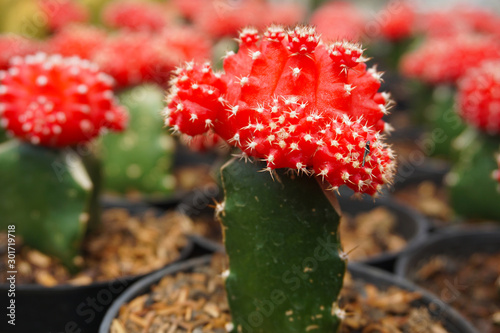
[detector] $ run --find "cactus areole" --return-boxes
[164,26,396,333]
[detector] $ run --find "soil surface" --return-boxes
[111,255,450,333]
[393,181,452,225]
[340,207,406,261]
[414,252,500,333]
[0,209,192,286]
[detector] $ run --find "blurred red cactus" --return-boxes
[0,53,127,147]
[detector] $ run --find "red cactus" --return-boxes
[0,35,40,70]
[378,2,415,41]
[191,0,265,38]
[39,0,89,32]
[173,0,305,39]
[262,2,306,28]
[180,131,225,152]
[93,32,176,89]
[416,6,500,39]
[311,2,366,42]
[400,35,500,85]
[48,24,107,60]
[457,61,500,135]
[165,26,395,195]
[158,27,212,64]
[102,0,170,32]
[171,0,201,20]
[0,53,128,147]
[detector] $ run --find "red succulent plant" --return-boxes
[0,53,128,147]
[39,0,89,32]
[172,0,305,39]
[48,24,107,60]
[400,35,500,85]
[102,0,170,32]
[416,6,500,39]
[378,2,416,41]
[92,32,176,89]
[311,2,366,42]
[0,35,40,70]
[164,26,395,195]
[457,61,500,135]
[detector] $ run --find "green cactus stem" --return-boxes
[0,128,7,143]
[79,147,102,232]
[0,140,93,269]
[426,85,465,159]
[448,128,500,221]
[217,158,345,333]
[100,85,176,198]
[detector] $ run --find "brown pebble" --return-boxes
[26,250,52,268]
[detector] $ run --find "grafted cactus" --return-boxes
[400,36,500,157]
[164,26,395,332]
[0,53,127,267]
[448,61,500,221]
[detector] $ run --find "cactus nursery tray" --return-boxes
[100,254,475,333]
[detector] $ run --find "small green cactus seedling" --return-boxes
[164,26,396,332]
[0,53,127,268]
[100,84,176,198]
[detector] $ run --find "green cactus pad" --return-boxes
[101,85,176,198]
[427,86,465,158]
[0,140,92,268]
[448,128,500,221]
[218,158,345,333]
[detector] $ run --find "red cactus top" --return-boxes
[400,35,500,85]
[416,6,500,39]
[164,26,395,196]
[48,25,107,60]
[378,2,416,42]
[92,32,173,89]
[0,53,128,147]
[172,0,305,39]
[39,0,89,32]
[457,61,500,135]
[0,35,40,70]
[92,28,211,89]
[311,2,366,42]
[102,0,170,32]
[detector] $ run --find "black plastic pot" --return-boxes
[0,207,194,333]
[337,195,430,271]
[395,226,500,280]
[99,255,476,333]
[349,262,477,333]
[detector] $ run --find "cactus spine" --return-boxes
[217,158,345,333]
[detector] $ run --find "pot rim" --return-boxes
[99,256,476,333]
[395,226,500,279]
[0,239,194,293]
